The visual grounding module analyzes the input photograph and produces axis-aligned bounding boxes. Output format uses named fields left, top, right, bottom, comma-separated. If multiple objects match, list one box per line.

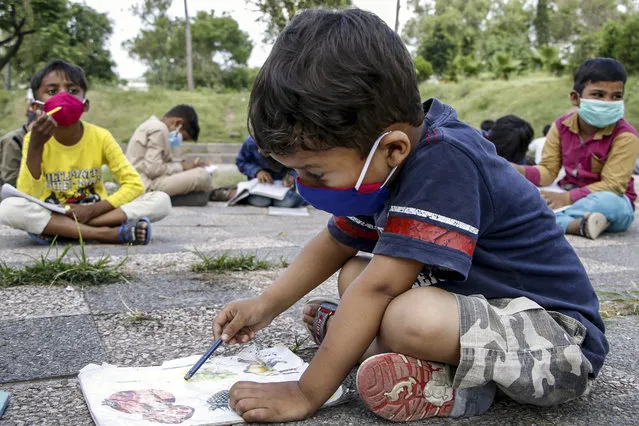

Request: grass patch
left=600, top=300, right=639, bottom=318
left=597, top=290, right=639, bottom=318
left=0, top=237, right=128, bottom=287
left=190, top=250, right=275, bottom=273
left=119, top=293, right=155, bottom=322
left=5, top=74, right=639, bottom=143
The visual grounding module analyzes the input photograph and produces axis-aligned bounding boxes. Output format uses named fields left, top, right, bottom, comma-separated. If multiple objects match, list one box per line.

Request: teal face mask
left=168, top=125, right=183, bottom=148
left=579, top=98, right=624, bottom=129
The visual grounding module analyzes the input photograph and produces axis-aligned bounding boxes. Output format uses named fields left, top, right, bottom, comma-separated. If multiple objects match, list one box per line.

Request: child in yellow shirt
left=0, top=60, right=171, bottom=244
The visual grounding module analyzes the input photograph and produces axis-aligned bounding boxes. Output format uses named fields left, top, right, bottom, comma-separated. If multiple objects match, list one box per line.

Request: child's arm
left=235, top=139, right=263, bottom=179
left=214, top=228, right=357, bottom=343
left=18, top=114, right=57, bottom=197
left=136, top=129, right=183, bottom=179
left=104, top=135, right=145, bottom=209
left=570, top=132, right=639, bottom=201
left=228, top=254, right=424, bottom=422
left=515, top=124, right=562, bottom=186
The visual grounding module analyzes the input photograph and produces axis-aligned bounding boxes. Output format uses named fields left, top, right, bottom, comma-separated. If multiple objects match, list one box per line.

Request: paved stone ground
left=1, top=202, right=638, bottom=425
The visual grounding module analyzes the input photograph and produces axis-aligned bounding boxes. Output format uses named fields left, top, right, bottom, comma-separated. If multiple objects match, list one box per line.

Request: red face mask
left=38, top=92, right=85, bottom=126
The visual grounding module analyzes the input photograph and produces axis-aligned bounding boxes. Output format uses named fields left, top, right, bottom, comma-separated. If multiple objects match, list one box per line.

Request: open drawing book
left=1, top=184, right=67, bottom=215
left=226, top=179, right=291, bottom=206
left=78, top=345, right=349, bottom=426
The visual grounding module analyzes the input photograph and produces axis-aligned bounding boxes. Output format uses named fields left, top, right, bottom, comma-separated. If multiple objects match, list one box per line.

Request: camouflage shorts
left=453, top=294, right=593, bottom=406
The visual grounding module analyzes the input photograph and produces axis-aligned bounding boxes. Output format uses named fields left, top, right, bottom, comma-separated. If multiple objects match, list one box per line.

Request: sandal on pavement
left=303, top=296, right=339, bottom=345
left=118, top=217, right=152, bottom=245
left=357, top=353, right=495, bottom=422
left=27, top=232, right=54, bottom=246
left=579, top=212, right=609, bottom=240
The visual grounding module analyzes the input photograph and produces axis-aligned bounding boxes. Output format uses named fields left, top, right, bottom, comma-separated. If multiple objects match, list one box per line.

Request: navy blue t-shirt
left=327, top=99, right=608, bottom=376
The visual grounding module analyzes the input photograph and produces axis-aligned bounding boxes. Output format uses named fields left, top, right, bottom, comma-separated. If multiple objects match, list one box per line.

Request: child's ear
left=83, top=99, right=91, bottom=112
left=175, top=118, right=184, bottom=128
left=569, top=91, right=580, bottom=107
left=31, top=101, right=43, bottom=112
left=381, top=131, right=411, bottom=168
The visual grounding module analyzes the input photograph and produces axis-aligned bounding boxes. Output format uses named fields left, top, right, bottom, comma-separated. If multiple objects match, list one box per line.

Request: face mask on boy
left=296, top=131, right=396, bottom=217
left=579, top=98, right=624, bottom=129
left=168, top=125, right=183, bottom=148
left=35, top=92, right=86, bottom=126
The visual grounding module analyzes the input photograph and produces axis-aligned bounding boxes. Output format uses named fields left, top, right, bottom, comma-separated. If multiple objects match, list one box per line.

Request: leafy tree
left=417, top=27, right=458, bottom=76
left=534, top=0, right=550, bottom=47
left=0, top=3, right=35, bottom=72
left=492, top=52, right=520, bottom=80
left=125, top=1, right=253, bottom=89
left=595, top=15, right=639, bottom=74
left=413, top=56, right=433, bottom=82
left=10, top=0, right=116, bottom=83
left=246, top=0, right=351, bottom=42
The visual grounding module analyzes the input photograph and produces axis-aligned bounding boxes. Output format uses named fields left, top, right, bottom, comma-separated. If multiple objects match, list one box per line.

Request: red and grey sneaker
left=356, top=353, right=495, bottom=422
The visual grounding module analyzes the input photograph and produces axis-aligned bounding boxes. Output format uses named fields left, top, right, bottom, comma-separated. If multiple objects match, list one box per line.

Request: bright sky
left=80, top=0, right=411, bottom=80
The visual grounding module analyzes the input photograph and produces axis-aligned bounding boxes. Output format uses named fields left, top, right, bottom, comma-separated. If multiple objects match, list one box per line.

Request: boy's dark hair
left=30, top=60, right=88, bottom=100
left=573, top=58, right=627, bottom=95
left=165, top=104, right=200, bottom=142
left=480, top=120, right=495, bottom=132
left=488, top=115, right=534, bottom=164
left=249, top=8, right=423, bottom=156
left=542, top=124, right=551, bottom=136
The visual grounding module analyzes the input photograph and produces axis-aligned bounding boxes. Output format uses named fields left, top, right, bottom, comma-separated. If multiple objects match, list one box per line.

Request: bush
left=414, top=56, right=434, bottom=82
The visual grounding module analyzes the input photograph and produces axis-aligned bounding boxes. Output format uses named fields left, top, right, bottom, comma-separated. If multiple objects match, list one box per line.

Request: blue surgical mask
left=579, top=98, right=624, bottom=129
left=296, top=131, right=397, bottom=217
left=168, top=125, right=183, bottom=148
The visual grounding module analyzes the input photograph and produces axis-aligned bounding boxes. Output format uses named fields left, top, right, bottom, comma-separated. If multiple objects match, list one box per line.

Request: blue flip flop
left=27, top=232, right=53, bottom=246
left=118, top=217, right=152, bottom=245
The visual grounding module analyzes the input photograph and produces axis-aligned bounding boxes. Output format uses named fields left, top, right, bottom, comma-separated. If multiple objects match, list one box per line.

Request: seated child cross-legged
left=0, top=60, right=171, bottom=245
left=513, top=58, right=639, bottom=239
left=210, top=9, right=606, bottom=424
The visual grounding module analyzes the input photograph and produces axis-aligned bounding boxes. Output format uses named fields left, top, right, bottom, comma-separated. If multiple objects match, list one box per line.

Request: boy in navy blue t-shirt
left=211, top=9, right=606, bottom=423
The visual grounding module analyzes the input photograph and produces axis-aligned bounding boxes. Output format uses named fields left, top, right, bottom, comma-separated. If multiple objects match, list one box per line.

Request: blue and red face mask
left=296, top=131, right=397, bottom=217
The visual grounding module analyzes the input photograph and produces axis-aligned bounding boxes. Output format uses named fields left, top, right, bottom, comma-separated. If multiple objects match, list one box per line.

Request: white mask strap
left=355, top=131, right=392, bottom=190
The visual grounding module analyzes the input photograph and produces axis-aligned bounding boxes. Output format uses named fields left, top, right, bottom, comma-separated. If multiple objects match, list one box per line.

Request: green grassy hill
left=2, top=74, right=638, bottom=142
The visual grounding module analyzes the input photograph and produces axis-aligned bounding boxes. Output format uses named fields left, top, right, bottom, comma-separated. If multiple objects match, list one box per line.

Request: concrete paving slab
left=83, top=274, right=261, bottom=315
left=0, top=315, right=106, bottom=383
left=0, top=285, right=89, bottom=321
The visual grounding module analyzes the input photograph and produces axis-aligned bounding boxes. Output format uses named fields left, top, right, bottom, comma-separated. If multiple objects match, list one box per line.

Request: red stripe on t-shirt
left=333, top=217, right=379, bottom=240
left=385, top=216, right=476, bottom=256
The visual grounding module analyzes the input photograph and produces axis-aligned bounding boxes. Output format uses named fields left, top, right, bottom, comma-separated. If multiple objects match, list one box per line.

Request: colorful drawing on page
left=79, top=345, right=349, bottom=425
left=102, top=389, right=195, bottom=424
left=207, top=390, right=231, bottom=412
left=183, top=367, right=237, bottom=383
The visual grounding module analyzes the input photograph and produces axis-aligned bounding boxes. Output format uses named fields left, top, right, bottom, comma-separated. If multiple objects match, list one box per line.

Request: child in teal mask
left=513, top=57, right=639, bottom=239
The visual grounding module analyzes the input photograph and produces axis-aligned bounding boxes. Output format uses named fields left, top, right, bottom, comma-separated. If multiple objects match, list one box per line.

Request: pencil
left=184, top=338, right=223, bottom=381
left=46, top=106, right=62, bottom=115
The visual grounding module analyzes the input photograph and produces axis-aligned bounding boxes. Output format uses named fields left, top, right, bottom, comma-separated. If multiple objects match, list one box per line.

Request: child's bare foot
left=301, top=297, right=339, bottom=344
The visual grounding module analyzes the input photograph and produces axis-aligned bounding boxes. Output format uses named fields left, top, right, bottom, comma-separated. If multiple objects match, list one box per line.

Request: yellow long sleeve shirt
left=17, top=121, right=144, bottom=208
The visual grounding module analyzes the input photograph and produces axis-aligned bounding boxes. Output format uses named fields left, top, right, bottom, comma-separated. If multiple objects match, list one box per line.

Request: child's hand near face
left=29, top=111, right=57, bottom=150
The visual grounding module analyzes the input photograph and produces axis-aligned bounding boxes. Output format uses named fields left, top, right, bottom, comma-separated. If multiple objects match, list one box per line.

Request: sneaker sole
left=356, top=353, right=455, bottom=422
left=585, top=212, right=609, bottom=239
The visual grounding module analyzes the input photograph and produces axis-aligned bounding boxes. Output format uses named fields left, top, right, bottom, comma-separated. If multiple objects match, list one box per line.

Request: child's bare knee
left=378, top=287, right=460, bottom=358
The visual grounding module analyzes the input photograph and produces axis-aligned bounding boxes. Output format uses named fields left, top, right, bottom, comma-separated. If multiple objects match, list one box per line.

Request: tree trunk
left=184, top=0, right=194, bottom=90
left=394, top=0, right=400, bottom=33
